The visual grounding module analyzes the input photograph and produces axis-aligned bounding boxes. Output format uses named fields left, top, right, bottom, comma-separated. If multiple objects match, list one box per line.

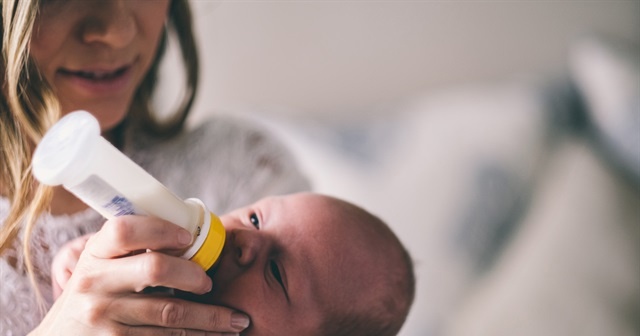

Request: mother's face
left=29, top=0, right=170, bottom=132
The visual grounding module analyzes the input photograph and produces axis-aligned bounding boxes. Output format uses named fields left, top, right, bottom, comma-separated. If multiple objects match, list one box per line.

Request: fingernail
left=178, top=229, right=192, bottom=245
left=231, top=313, right=250, bottom=330
left=203, top=277, right=213, bottom=292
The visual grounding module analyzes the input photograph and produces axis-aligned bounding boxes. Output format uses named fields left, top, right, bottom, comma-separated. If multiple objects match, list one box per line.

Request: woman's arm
left=34, top=215, right=249, bottom=336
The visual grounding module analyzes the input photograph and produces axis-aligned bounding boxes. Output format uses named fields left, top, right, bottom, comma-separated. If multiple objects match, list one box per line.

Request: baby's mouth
left=58, top=66, right=130, bottom=81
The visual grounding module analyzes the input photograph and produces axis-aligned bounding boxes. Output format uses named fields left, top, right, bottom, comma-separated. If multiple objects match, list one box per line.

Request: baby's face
left=178, top=193, right=373, bottom=335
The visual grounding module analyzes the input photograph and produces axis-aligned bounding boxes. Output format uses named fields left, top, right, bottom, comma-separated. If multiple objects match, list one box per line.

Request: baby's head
left=179, top=192, right=415, bottom=335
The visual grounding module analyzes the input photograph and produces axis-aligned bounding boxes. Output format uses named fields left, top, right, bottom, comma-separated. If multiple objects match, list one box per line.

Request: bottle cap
left=32, top=110, right=99, bottom=186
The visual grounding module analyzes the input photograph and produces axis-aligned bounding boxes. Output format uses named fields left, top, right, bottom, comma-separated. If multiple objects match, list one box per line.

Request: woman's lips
left=60, top=66, right=128, bottom=80
left=57, top=64, right=134, bottom=96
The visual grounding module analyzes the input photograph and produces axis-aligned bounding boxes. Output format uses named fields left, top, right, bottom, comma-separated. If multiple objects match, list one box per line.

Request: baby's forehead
left=268, top=195, right=400, bottom=309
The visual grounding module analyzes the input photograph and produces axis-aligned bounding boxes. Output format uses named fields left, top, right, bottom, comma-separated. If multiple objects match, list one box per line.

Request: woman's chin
left=59, top=101, right=130, bottom=132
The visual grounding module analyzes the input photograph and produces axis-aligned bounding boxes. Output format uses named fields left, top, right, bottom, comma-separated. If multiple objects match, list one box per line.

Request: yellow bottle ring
left=190, top=212, right=226, bottom=271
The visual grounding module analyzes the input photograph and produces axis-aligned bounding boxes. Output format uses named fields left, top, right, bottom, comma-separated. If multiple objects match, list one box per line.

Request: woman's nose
left=80, top=1, right=137, bottom=48
left=231, top=229, right=265, bottom=267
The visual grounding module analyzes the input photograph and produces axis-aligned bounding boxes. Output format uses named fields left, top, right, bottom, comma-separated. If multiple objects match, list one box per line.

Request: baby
left=52, top=192, right=415, bottom=336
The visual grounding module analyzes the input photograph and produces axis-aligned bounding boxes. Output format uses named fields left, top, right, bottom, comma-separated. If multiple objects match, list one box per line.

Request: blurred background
left=159, top=1, right=639, bottom=335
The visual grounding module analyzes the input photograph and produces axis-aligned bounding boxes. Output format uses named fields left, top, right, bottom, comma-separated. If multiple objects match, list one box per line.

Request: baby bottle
left=32, top=111, right=225, bottom=271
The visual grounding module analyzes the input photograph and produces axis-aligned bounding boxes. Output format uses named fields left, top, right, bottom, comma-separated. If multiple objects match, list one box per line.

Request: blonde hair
left=0, top=0, right=199, bottom=305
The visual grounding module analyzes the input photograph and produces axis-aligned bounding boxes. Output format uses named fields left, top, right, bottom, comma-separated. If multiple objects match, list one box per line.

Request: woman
left=0, top=0, right=309, bottom=334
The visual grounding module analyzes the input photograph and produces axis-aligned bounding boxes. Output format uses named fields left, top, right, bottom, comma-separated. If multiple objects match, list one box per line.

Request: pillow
left=569, top=36, right=640, bottom=183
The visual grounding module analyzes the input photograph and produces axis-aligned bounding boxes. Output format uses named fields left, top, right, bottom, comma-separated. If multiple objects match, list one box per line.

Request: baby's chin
left=173, top=280, right=230, bottom=307
left=174, top=287, right=249, bottom=329
left=174, top=288, right=214, bottom=304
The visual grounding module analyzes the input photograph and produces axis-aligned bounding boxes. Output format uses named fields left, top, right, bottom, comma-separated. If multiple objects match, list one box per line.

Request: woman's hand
left=33, top=215, right=249, bottom=336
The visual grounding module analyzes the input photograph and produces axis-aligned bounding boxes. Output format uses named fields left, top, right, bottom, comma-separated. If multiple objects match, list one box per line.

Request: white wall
left=177, top=0, right=640, bottom=122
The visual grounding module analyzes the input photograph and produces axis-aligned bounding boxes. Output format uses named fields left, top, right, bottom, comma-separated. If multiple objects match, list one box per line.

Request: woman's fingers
left=49, top=215, right=247, bottom=335
left=110, top=295, right=250, bottom=334
left=86, top=215, right=193, bottom=258
left=72, top=251, right=212, bottom=295
left=116, top=326, right=239, bottom=336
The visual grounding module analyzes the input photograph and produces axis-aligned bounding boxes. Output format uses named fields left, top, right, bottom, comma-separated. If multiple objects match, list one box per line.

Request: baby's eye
left=249, top=213, right=260, bottom=229
left=270, top=260, right=283, bottom=285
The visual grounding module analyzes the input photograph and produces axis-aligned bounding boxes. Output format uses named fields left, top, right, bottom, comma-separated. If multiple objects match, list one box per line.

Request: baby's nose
left=231, top=229, right=264, bottom=267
